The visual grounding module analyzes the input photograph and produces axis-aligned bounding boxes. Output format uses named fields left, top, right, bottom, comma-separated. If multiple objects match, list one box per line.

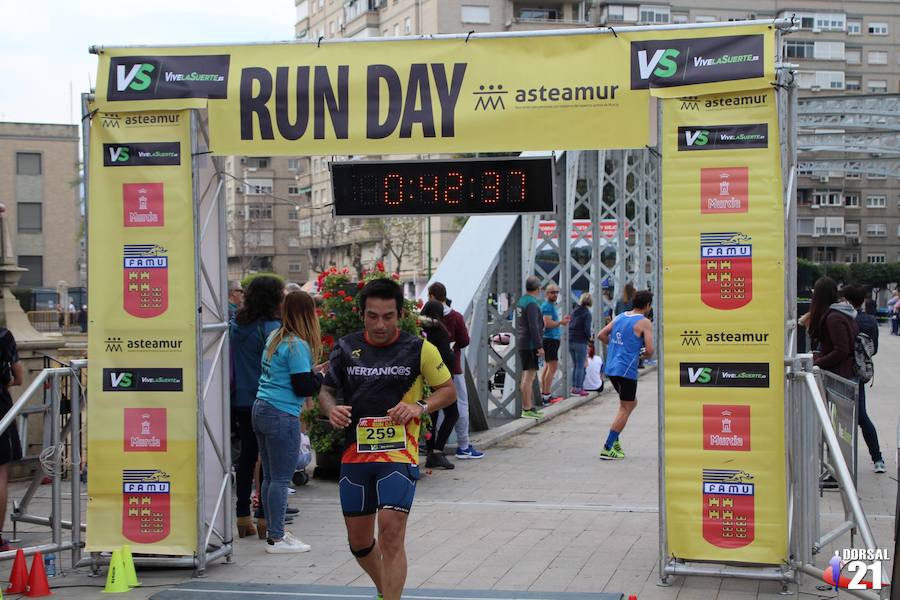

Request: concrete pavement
left=5, top=328, right=898, bottom=599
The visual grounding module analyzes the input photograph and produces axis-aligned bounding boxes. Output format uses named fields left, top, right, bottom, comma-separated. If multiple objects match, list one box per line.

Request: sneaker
left=425, top=452, right=455, bottom=470
left=266, top=535, right=311, bottom=553
left=0, top=537, right=12, bottom=552
left=521, top=409, right=543, bottom=419
left=578, top=389, right=589, bottom=397
left=600, top=445, right=625, bottom=460
left=874, top=460, right=886, bottom=474
left=286, top=487, right=296, bottom=495
left=456, top=445, right=485, bottom=460
left=613, top=440, right=625, bottom=456
left=285, top=507, right=299, bottom=515
left=547, top=396, right=563, bottom=404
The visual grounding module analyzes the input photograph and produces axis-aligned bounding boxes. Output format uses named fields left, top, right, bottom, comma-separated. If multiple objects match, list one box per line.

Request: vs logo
left=108, top=145, right=130, bottom=163
left=684, top=129, right=709, bottom=147
left=636, top=49, right=680, bottom=80
left=687, top=367, right=712, bottom=384
left=108, top=370, right=133, bottom=389
left=116, top=62, right=158, bottom=93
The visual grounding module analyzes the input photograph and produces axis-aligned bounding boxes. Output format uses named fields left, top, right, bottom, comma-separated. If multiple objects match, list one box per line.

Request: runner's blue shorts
left=339, top=462, right=420, bottom=517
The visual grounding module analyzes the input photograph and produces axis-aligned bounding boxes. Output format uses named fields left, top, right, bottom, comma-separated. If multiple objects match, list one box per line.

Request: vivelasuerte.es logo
left=108, top=55, right=230, bottom=101
left=102, top=368, right=183, bottom=392
left=680, top=362, right=770, bottom=388
left=630, top=34, right=764, bottom=90
left=104, top=336, right=184, bottom=353
left=680, top=330, right=770, bottom=348
left=103, top=143, right=181, bottom=167
left=678, top=124, right=768, bottom=151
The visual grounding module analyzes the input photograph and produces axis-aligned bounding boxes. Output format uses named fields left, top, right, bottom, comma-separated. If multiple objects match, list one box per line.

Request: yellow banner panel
left=86, top=110, right=198, bottom=555
left=91, top=24, right=774, bottom=154
left=661, top=88, right=786, bottom=564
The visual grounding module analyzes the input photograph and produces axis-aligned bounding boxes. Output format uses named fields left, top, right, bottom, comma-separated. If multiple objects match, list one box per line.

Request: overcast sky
left=0, top=0, right=296, bottom=124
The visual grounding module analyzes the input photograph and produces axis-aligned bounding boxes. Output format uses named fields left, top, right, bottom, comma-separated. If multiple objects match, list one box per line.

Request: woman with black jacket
left=806, top=277, right=858, bottom=380
left=419, top=300, right=459, bottom=470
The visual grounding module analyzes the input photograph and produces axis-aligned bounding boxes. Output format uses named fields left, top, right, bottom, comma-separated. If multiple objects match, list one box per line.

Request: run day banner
left=661, top=88, right=786, bottom=564
left=86, top=110, right=198, bottom=555
left=90, top=23, right=775, bottom=155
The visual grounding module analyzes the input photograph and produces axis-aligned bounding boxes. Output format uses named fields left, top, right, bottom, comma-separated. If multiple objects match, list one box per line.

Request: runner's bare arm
left=319, top=384, right=351, bottom=428
left=386, top=378, right=456, bottom=425
left=597, top=320, right=614, bottom=344
left=640, top=319, right=655, bottom=358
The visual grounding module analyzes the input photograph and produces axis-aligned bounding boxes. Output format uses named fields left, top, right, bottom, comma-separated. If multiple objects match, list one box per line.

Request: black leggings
left=233, top=407, right=263, bottom=518
left=426, top=401, right=459, bottom=454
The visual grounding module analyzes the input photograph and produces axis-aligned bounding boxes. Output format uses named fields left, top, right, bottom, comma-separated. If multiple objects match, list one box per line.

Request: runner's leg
left=377, top=509, right=409, bottom=600
left=345, top=515, right=382, bottom=593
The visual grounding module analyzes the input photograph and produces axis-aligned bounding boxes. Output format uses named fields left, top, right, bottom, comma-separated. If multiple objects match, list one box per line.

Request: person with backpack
left=841, top=285, right=885, bottom=474
left=806, top=277, right=858, bottom=380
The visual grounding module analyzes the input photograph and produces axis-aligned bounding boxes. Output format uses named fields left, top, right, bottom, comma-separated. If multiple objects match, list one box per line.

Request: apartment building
left=224, top=155, right=311, bottom=282
left=282, top=0, right=900, bottom=283
left=0, top=122, right=82, bottom=288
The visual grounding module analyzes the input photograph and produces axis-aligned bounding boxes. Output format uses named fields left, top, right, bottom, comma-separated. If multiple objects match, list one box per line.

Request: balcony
left=344, top=0, right=382, bottom=36
left=512, top=1, right=592, bottom=27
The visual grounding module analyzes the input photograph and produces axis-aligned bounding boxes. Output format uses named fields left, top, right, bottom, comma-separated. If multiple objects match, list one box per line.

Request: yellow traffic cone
left=102, top=549, right=129, bottom=593
left=120, top=545, right=140, bottom=588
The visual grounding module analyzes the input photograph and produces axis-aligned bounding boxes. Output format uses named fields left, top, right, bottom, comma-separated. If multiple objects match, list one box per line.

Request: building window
left=288, top=236, right=301, bottom=248
left=814, top=14, right=845, bottom=31
left=815, top=248, right=836, bottom=263
left=845, top=49, right=860, bottom=65
left=844, top=253, right=859, bottom=263
left=288, top=185, right=302, bottom=195
left=247, top=204, right=273, bottom=220
left=814, top=41, right=844, bottom=60
left=799, top=15, right=814, bottom=30
left=461, top=5, right=490, bottom=24
left=867, top=22, right=888, bottom=35
left=847, top=20, right=861, bottom=35
left=867, top=254, right=886, bottom=264
left=866, top=195, right=886, bottom=208
left=844, top=194, right=859, bottom=208
left=16, top=153, right=41, bottom=175
left=17, top=203, right=41, bottom=233
left=17, top=256, right=42, bottom=287
left=798, top=218, right=814, bottom=235
left=393, top=23, right=399, bottom=36
left=672, top=13, right=688, bottom=24
left=287, top=158, right=302, bottom=171
left=247, top=157, right=269, bottom=169
left=404, top=16, right=411, bottom=34
left=785, top=41, right=814, bottom=59
left=288, top=209, right=300, bottom=221
left=695, top=15, right=716, bottom=23
left=814, top=217, right=827, bottom=235
left=245, top=230, right=274, bottom=247
left=639, top=5, right=670, bottom=24
left=244, top=178, right=273, bottom=195
left=866, top=223, right=886, bottom=237
left=288, top=262, right=303, bottom=273
left=519, top=7, right=560, bottom=20
left=826, top=217, right=844, bottom=235
left=846, top=78, right=861, bottom=91
left=845, top=222, right=860, bottom=236
left=299, top=218, right=312, bottom=237
left=813, top=190, right=842, bottom=206
left=868, top=51, right=888, bottom=65
left=868, top=79, right=887, bottom=93
left=797, top=70, right=844, bottom=90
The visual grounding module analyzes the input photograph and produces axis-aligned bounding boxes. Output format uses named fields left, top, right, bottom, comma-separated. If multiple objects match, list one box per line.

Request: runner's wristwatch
left=416, top=400, right=429, bottom=414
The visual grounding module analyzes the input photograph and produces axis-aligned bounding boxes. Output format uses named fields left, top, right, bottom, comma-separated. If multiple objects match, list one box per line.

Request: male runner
left=515, top=276, right=545, bottom=419
left=319, top=278, right=455, bottom=600
left=540, top=283, right=570, bottom=404
left=596, top=290, right=654, bottom=459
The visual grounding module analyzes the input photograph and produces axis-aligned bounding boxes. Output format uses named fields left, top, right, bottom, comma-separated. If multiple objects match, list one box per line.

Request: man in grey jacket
left=515, top=276, right=545, bottom=419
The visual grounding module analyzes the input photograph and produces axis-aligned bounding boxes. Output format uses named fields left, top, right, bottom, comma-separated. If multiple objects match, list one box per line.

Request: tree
left=364, top=217, right=423, bottom=276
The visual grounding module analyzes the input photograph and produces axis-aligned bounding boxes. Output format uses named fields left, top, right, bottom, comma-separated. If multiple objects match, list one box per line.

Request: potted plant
left=303, top=263, right=423, bottom=479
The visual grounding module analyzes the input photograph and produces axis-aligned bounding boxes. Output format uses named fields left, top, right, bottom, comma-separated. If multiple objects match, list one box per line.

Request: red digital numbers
left=444, top=171, right=463, bottom=204
left=419, top=175, right=439, bottom=204
left=383, top=173, right=403, bottom=206
left=481, top=170, right=500, bottom=204
left=508, top=170, right=526, bottom=203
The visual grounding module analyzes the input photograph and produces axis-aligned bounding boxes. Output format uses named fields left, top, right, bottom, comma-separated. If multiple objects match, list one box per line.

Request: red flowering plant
left=303, top=263, right=427, bottom=454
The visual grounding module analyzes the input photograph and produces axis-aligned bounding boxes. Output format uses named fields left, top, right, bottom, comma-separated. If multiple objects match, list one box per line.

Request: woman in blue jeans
left=253, top=291, right=325, bottom=553
left=568, top=293, right=593, bottom=396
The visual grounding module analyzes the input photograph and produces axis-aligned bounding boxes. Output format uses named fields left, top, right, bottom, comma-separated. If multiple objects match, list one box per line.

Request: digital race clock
left=330, top=156, right=555, bottom=217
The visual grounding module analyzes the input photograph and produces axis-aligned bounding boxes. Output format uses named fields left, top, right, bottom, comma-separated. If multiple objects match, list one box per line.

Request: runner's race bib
left=356, top=417, right=406, bottom=453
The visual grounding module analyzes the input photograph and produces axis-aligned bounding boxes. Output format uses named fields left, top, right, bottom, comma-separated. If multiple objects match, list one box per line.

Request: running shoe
left=266, top=534, right=310, bottom=553
left=285, top=507, right=299, bottom=515
left=613, top=440, right=625, bottom=456
left=0, top=537, right=12, bottom=552
left=600, top=446, right=625, bottom=460
left=547, top=396, right=564, bottom=404
left=456, top=445, right=485, bottom=459
left=521, top=409, right=543, bottom=419
left=283, top=531, right=311, bottom=551
left=577, top=389, right=589, bottom=397
left=425, top=453, right=455, bottom=470
left=874, top=460, right=886, bottom=474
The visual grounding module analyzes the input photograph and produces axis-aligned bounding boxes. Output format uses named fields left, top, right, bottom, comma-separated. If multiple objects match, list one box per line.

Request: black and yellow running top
left=323, top=330, right=450, bottom=465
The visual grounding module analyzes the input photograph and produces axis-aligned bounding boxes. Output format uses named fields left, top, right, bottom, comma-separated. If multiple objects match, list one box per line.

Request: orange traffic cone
left=6, top=548, right=28, bottom=594
left=24, top=551, right=52, bottom=597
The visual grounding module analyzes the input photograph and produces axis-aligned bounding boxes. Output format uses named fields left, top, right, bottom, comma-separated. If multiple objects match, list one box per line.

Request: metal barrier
left=788, top=355, right=890, bottom=600
left=0, top=360, right=85, bottom=567
left=26, top=311, right=84, bottom=334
